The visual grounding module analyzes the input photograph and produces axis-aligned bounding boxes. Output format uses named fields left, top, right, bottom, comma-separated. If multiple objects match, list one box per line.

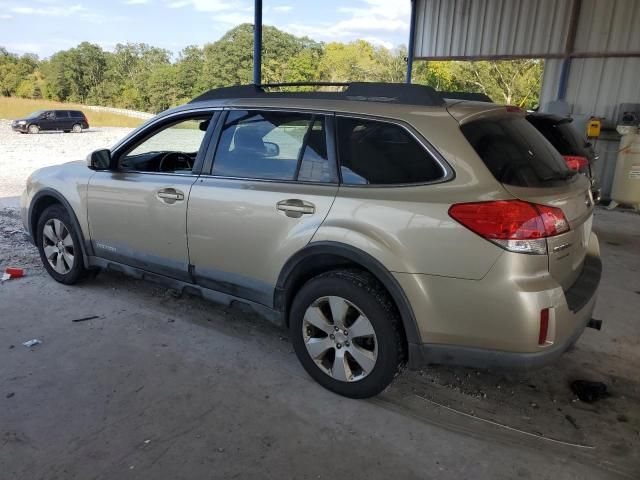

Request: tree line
left=0, top=24, right=543, bottom=114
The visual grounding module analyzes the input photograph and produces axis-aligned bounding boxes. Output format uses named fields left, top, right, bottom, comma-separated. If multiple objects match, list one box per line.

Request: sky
left=0, top=0, right=411, bottom=58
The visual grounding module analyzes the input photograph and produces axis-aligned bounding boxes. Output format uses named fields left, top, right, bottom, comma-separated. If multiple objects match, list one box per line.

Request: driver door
left=87, top=113, right=214, bottom=281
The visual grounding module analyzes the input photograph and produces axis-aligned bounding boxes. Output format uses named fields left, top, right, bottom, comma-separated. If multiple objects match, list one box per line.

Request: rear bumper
left=399, top=233, right=602, bottom=370
left=408, top=269, right=599, bottom=370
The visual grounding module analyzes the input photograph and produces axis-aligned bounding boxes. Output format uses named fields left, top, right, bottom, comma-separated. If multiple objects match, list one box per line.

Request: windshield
left=26, top=110, right=44, bottom=119
left=461, top=116, right=574, bottom=188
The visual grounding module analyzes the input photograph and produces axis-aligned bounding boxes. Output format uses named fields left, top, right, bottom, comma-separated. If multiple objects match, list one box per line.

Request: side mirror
left=263, top=141, right=280, bottom=158
left=87, top=149, right=112, bottom=170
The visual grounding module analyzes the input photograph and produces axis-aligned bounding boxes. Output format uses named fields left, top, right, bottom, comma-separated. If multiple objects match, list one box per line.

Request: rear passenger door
left=187, top=109, right=339, bottom=306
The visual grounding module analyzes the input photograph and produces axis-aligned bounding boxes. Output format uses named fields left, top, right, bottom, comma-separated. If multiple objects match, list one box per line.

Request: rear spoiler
left=439, top=91, right=494, bottom=103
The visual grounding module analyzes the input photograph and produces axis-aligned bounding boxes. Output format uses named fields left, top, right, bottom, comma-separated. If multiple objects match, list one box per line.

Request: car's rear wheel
left=28, top=124, right=39, bottom=134
left=37, top=205, right=88, bottom=284
left=290, top=269, right=405, bottom=398
left=72, top=123, right=82, bottom=133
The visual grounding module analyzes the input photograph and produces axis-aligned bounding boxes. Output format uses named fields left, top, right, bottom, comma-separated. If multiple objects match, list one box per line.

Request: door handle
left=276, top=199, right=315, bottom=218
left=157, top=188, right=185, bottom=203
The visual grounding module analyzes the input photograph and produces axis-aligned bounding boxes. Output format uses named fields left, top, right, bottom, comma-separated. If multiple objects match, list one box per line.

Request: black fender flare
left=29, top=188, right=92, bottom=267
left=275, top=241, right=422, bottom=346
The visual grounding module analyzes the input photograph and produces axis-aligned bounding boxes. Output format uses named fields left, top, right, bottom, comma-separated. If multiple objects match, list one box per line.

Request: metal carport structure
left=406, top=0, right=640, bottom=198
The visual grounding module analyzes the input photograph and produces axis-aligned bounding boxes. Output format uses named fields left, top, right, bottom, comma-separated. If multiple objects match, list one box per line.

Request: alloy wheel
left=42, top=218, right=75, bottom=274
left=302, top=296, right=378, bottom=382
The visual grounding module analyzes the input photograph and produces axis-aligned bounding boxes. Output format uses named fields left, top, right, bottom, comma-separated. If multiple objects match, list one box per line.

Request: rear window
left=528, top=118, right=587, bottom=157
left=336, top=117, right=444, bottom=185
left=461, top=116, right=574, bottom=188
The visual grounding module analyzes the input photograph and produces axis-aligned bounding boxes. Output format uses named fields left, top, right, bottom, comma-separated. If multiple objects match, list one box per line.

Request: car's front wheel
left=28, top=124, right=39, bottom=134
left=36, top=205, right=89, bottom=284
left=290, top=270, right=405, bottom=398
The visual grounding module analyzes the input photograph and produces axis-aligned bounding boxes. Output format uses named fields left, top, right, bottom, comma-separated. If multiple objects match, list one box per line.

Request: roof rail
left=439, top=91, right=494, bottom=103
left=189, top=82, right=445, bottom=107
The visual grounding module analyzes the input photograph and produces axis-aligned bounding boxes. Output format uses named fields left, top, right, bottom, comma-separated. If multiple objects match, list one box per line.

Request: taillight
left=448, top=200, right=570, bottom=254
left=562, top=155, right=588, bottom=171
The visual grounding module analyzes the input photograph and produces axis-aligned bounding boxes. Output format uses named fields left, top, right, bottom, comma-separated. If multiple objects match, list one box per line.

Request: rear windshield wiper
left=541, top=170, right=577, bottom=182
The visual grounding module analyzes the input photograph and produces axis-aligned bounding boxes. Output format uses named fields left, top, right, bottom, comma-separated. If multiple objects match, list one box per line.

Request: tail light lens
left=448, top=200, right=570, bottom=254
left=562, top=155, right=588, bottom=171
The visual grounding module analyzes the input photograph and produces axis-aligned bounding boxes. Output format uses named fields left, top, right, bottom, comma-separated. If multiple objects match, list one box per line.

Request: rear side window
left=212, top=110, right=331, bottom=182
left=461, top=116, right=573, bottom=188
left=55, top=111, right=70, bottom=118
left=70, top=111, right=84, bottom=118
left=336, top=117, right=443, bottom=185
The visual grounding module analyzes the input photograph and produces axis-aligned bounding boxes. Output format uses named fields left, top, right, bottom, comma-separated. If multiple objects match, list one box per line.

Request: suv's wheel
left=36, top=205, right=88, bottom=284
left=290, top=270, right=404, bottom=398
left=28, top=124, right=39, bottom=134
left=72, top=123, right=82, bottom=133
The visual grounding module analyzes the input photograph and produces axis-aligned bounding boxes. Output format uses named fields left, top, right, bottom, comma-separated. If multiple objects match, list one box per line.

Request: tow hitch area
left=587, top=318, right=603, bottom=330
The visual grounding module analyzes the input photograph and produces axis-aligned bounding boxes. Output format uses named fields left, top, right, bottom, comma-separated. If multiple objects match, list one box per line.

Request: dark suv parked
left=11, top=110, right=89, bottom=134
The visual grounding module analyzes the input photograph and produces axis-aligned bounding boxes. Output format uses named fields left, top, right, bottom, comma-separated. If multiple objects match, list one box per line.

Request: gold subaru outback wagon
left=22, top=83, right=602, bottom=398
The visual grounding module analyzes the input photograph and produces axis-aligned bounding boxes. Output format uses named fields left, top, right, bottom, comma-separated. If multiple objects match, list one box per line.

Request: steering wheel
left=158, top=152, right=193, bottom=172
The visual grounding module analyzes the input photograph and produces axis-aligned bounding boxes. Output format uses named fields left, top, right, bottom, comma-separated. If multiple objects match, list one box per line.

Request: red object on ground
left=5, top=267, right=25, bottom=278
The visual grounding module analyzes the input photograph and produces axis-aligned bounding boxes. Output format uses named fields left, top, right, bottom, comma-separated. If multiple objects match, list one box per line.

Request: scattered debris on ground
left=570, top=380, right=609, bottom=403
left=71, top=315, right=100, bottom=323
left=22, top=339, right=42, bottom=348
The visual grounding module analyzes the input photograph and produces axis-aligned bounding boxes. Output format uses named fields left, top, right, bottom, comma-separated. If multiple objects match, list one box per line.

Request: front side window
left=212, top=110, right=331, bottom=182
left=336, top=117, right=444, bottom=185
left=120, top=116, right=212, bottom=173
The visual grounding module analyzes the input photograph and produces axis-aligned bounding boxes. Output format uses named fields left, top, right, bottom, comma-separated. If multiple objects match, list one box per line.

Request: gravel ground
left=0, top=119, right=639, bottom=478
left=0, top=121, right=132, bottom=207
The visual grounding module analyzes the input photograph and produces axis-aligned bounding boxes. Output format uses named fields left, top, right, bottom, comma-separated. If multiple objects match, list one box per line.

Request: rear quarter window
left=461, top=116, right=574, bottom=188
left=336, top=117, right=444, bottom=185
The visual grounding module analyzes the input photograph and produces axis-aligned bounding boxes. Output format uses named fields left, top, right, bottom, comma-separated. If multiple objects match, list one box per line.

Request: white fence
left=85, top=105, right=154, bottom=120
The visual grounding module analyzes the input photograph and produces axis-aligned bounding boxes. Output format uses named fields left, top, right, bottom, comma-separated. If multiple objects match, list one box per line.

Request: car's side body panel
left=86, top=171, right=198, bottom=281
left=187, top=178, right=338, bottom=307
left=21, top=160, right=94, bottom=247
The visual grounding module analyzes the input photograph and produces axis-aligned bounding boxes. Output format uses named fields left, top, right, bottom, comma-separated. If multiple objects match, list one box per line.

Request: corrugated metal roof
left=573, top=0, right=640, bottom=53
left=413, top=0, right=640, bottom=59
left=414, top=0, right=573, bottom=59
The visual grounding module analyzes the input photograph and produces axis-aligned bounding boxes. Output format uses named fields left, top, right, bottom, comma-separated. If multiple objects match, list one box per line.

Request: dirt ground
left=1, top=123, right=639, bottom=479
left=0, top=122, right=132, bottom=207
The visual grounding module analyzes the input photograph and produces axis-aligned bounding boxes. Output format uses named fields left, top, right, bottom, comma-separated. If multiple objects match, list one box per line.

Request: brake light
left=448, top=200, right=569, bottom=254
left=562, top=155, right=588, bottom=171
left=505, top=106, right=523, bottom=113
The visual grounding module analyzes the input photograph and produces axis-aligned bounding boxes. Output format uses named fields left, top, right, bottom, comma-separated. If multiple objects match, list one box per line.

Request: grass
left=0, top=96, right=145, bottom=128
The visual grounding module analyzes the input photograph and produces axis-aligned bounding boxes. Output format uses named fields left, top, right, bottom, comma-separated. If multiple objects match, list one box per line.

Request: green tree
left=318, top=40, right=378, bottom=82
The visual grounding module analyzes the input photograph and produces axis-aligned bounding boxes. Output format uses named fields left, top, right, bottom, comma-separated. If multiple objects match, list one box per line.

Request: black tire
left=289, top=269, right=405, bottom=398
left=36, top=205, right=88, bottom=285
left=72, top=123, right=82, bottom=133
left=28, top=124, right=39, bottom=134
